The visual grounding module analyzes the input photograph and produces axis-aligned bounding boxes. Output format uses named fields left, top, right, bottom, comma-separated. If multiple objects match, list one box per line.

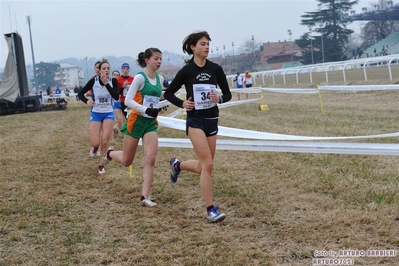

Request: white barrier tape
left=158, top=90, right=185, bottom=110
left=319, top=84, right=399, bottom=91
left=230, top=88, right=262, bottom=94
left=157, top=116, right=399, bottom=140
left=218, top=97, right=263, bottom=108
left=259, top=88, right=319, bottom=94
left=140, top=138, right=399, bottom=156
left=163, top=97, right=262, bottom=115
left=166, top=109, right=183, bottom=118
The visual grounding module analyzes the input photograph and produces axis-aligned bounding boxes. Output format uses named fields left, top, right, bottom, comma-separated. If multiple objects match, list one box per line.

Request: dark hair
left=137, top=48, right=162, bottom=68
left=182, top=31, right=211, bottom=64
left=112, top=70, right=120, bottom=75
left=98, top=59, right=109, bottom=70
left=94, top=60, right=102, bottom=67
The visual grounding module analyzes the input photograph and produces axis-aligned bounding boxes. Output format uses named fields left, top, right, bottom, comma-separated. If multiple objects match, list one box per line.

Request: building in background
left=258, top=40, right=302, bottom=70
left=208, top=40, right=302, bottom=75
left=158, top=65, right=181, bottom=81
left=54, top=63, right=85, bottom=88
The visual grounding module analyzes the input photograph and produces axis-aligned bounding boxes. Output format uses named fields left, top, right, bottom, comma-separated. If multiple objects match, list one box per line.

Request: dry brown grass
left=1, top=79, right=399, bottom=265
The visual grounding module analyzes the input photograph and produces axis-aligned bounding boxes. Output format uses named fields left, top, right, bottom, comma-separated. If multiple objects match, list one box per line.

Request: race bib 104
left=95, top=94, right=112, bottom=109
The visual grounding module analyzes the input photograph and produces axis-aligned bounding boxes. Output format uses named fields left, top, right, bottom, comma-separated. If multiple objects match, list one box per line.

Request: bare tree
left=239, top=37, right=263, bottom=71
left=359, top=0, right=399, bottom=48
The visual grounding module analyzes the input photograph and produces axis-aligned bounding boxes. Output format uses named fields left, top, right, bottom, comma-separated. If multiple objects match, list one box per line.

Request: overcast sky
left=1, top=0, right=372, bottom=67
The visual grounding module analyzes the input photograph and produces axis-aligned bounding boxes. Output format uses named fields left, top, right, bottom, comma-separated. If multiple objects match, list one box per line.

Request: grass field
left=1, top=85, right=399, bottom=265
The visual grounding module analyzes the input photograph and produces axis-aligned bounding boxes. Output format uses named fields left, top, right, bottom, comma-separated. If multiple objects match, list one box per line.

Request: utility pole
left=251, top=35, right=255, bottom=71
left=319, top=22, right=325, bottom=63
left=232, top=42, right=235, bottom=72
left=85, top=57, right=89, bottom=82
left=27, top=16, right=38, bottom=92
left=310, top=37, right=314, bottom=65
left=309, top=28, right=314, bottom=65
left=168, top=57, right=171, bottom=79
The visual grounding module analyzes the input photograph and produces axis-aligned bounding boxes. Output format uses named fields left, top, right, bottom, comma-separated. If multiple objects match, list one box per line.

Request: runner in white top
left=78, top=59, right=119, bottom=174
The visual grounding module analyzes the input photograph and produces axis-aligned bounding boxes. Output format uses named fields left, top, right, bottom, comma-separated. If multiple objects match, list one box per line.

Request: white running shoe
left=140, top=196, right=157, bottom=207
left=102, top=147, right=114, bottom=165
left=89, top=147, right=98, bottom=158
left=206, top=205, right=226, bottom=223
left=98, top=165, right=106, bottom=174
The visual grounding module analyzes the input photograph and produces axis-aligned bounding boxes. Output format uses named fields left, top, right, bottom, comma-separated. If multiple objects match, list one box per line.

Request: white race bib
left=142, top=95, right=160, bottom=118
left=193, top=84, right=216, bottom=110
left=95, top=94, right=112, bottom=109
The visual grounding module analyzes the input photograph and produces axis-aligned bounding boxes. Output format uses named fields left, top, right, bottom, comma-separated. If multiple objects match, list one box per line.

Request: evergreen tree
left=295, top=0, right=358, bottom=64
left=34, top=62, right=61, bottom=91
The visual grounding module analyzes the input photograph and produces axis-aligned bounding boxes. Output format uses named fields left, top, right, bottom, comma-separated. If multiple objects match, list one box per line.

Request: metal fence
left=227, top=54, right=399, bottom=87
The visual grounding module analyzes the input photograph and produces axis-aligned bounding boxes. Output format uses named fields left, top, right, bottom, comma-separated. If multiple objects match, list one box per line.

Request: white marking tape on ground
left=230, top=88, right=262, bottom=94
left=147, top=138, right=399, bottom=156
left=158, top=116, right=399, bottom=140
left=155, top=87, right=399, bottom=155
left=259, top=88, right=319, bottom=94
left=218, top=97, right=263, bottom=108
left=319, top=84, right=399, bottom=91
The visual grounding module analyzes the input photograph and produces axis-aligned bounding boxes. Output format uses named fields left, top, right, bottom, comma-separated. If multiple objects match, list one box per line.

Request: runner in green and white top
left=102, top=48, right=163, bottom=207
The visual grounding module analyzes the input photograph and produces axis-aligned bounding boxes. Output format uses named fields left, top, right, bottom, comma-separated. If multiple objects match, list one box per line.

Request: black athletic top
left=164, top=59, right=232, bottom=118
left=78, top=77, right=119, bottom=104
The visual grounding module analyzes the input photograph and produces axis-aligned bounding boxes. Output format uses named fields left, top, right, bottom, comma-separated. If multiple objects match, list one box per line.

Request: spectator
left=74, top=85, right=80, bottom=100
left=233, top=72, right=243, bottom=88
left=242, top=70, right=252, bottom=100
left=233, top=72, right=244, bottom=100
left=55, top=86, right=61, bottom=94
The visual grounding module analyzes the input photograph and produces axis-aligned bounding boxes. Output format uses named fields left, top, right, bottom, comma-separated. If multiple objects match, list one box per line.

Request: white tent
left=0, top=35, right=20, bottom=102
